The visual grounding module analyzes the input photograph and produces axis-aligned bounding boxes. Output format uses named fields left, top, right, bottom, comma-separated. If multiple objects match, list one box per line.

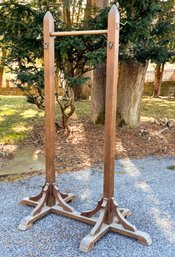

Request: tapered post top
left=44, top=11, right=54, bottom=23
left=44, top=11, right=54, bottom=38
left=109, top=5, right=119, bottom=24
left=109, top=5, right=119, bottom=19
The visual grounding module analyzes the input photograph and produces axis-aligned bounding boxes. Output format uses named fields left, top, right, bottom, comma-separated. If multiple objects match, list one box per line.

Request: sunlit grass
left=55, top=100, right=91, bottom=120
left=0, top=108, right=17, bottom=116
left=141, top=97, right=175, bottom=122
left=0, top=133, right=29, bottom=144
left=0, top=96, right=174, bottom=145
left=74, top=100, right=91, bottom=119
left=0, top=96, right=44, bottom=144
left=12, top=122, right=32, bottom=132
left=21, top=109, right=39, bottom=119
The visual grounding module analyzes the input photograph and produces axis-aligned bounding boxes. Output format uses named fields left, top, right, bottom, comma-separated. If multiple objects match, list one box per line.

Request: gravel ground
left=0, top=156, right=175, bottom=257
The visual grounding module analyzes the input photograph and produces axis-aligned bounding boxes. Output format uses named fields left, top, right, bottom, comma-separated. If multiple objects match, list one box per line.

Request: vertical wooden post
left=103, top=5, right=119, bottom=200
left=103, top=5, right=119, bottom=224
left=44, top=12, right=56, bottom=185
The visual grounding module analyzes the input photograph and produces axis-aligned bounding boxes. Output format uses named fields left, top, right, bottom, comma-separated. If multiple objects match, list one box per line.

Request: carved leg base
left=110, top=223, right=152, bottom=246
left=19, top=183, right=76, bottom=230
left=79, top=197, right=152, bottom=252
left=19, top=191, right=151, bottom=251
left=79, top=224, right=109, bottom=252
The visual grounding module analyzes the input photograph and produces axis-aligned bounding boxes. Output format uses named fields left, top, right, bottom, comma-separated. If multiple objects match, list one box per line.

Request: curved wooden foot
left=137, top=231, right=152, bottom=245
left=19, top=206, right=50, bottom=230
left=110, top=224, right=152, bottom=246
left=19, top=183, right=76, bottom=230
left=79, top=224, right=109, bottom=252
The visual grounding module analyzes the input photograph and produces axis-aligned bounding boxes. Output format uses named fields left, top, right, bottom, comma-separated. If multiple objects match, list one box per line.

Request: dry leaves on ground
left=26, top=120, right=175, bottom=173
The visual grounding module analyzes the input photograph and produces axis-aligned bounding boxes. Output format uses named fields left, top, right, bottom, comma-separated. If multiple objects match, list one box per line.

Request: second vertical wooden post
left=103, top=5, right=119, bottom=223
left=44, top=12, right=56, bottom=185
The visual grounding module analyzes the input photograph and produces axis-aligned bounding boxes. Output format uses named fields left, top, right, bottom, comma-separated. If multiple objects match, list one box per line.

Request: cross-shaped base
left=19, top=185, right=152, bottom=251
left=19, top=183, right=76, bottom=230
left=78, top=197, right=152, bottom=252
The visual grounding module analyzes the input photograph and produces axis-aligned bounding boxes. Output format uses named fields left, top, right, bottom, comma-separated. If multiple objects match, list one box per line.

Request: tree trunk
left=0, top=48, right=7, bottom=88
left=91, top=0, right=109, bottom=124
left=84, top=0, right=93, bottom=19
left=85, top=0, right=108, bottom=18
left=153, top=63, right=165, bottom=98
left=61, top=0, right=71, bottom=26
left=117, top=60, right=148, bottom=128
left=91, top=64, right=106, bottom=124
left=95, top=0, right=108, bottom=8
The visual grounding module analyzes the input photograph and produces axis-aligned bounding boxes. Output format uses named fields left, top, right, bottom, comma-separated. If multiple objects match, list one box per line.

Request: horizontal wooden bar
left=51, top=206, right=98, bottom=225
left=50, top=30, right=108, bottom=37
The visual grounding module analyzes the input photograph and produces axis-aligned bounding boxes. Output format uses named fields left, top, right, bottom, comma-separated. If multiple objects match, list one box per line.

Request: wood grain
left=44, top=12, right=56, bottom=185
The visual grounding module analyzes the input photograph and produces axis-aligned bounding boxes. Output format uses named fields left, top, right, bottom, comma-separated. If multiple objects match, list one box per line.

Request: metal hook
left=43, top=43, right=48, bottom=49
left=108, top=42, right=114, bottom=49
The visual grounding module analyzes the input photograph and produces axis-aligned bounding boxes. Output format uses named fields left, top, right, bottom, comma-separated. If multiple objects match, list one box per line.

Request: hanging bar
left=50, top=29, right=108, bottom=37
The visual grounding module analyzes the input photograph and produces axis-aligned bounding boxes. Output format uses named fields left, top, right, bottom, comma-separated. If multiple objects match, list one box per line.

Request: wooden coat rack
left=19, top=5, right=152, bottom=252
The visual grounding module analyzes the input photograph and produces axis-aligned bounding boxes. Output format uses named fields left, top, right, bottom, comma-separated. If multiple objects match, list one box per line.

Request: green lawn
left=0, top=95, right=174, bottom=144
left=0, top=96, right=44, bottom=144
left=141, top=97, right=175, bottom=122
left=0, top=96, right=91, bottom=144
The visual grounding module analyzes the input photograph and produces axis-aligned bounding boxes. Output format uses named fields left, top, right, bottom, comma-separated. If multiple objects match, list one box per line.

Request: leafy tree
left=1, top=0, right=174, bottom=130
left=0, top=0, right=45, bottom=108
left=151, top=0, right=175, bottom=97
left=90, top=0, right=175, bottom=127
left=0, top=0, right=105, bottom=131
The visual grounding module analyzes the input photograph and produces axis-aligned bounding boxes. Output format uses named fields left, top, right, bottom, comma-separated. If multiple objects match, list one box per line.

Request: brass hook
left=108, top=42, right=114, bottom=49
left=43, top=43, right=48, bottom=49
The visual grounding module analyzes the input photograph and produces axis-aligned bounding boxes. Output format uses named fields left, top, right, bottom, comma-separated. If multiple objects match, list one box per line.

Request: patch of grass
left=0, top=96, right=91, bottom=144
left=55, top=100, right=91, bottom=121
left=0, top=96, right=44, bottom=144
left=0, top=96, right=174, bottom=145
left=116, top=171, right=127, bottom=174
left=167, top=165, right=175, bottom=171
left=141, top=97, right=175, bottom=122
left=73, top=100, right=91, bottom=119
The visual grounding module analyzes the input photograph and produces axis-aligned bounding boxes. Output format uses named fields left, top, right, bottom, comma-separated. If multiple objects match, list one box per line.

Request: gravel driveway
left=0, top=156, right=175, bottom=257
